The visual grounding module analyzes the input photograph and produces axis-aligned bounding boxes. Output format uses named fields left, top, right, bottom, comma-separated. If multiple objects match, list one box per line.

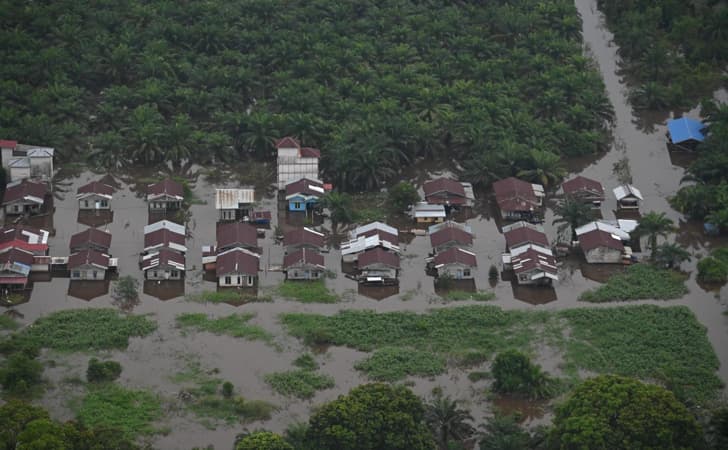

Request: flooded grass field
left=2, top=0, right=728, bottom=448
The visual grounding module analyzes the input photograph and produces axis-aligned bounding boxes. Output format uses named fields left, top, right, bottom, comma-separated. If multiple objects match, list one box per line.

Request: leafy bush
left=698, top=257, right=728, bottom=284
left=176, top=313, right=272, bottom=343
left=0, top=353, right=43, bottom=397
left=236, top=431, right=293, bottom=450
left=293, top=353, right=318, bottom=371
left=6, top=309, right=156, bottom=352
left=354, top=347, right=446, bottom=381
left=278, top=280, right=339, bottom=304
left=86, top=358, right=122, bottom=383
left=386, top=182, right=420, bottom=212
left=0, top=315, right=18, bottom=331
left=76, top=384, right=162, bottom=438
left=579, top=264, right=687, bottom=302
left=264, top=370, right=334, bottom=399
left=222, top=381, right=234, bottom=398
left=491, top=350, right=555, bottom=399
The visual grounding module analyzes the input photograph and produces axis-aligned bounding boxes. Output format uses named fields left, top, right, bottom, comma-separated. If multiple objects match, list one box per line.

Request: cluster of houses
left=413, top=177, right=475, bottom=223
left=341, top=222, right=401, bottom=284
left=426, top=221, right=477, bottom=281
left=0, top=225, right=50, bottom=291
left=501, top=221, right=558, bottom=285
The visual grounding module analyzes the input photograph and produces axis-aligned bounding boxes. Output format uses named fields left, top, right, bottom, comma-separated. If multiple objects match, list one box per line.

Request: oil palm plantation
left=653, top=243, right=691, bottom=269
left=553, top=195, right=593, bottom=242
left=425, top=394, right=474, bottom=450
left=632, top=211, right=676, bottom=258
left=517, top=149, right=566, bottom=189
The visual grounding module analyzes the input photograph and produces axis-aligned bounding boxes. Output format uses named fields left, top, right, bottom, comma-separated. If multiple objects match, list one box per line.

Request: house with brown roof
left=510, top=248, right=558, bottom=285
left=283, top=248, right=326, bottom=280
left=0, top=247, right=34, bottom=289
left=146, top=178, right=184, bottom=211
left=284, top=227, right=325, bottom=254
left=430, top=223, right=473, bottom=254
left=579, top=228, right=625, bottom=264
left=2, top=179, right=48, bottom=216
left=217, top=222, right=259, bottom=253
left=70, top=228, right=112, bottom=254
left=285, top=178, right=325, bottom=212
left=0, top=226, right=49, bottom=255
left=144, top=228, right=187, bottom=255
left=357, top=247, right=400, bottom=284
left=423, top=178, right=475, bottom=210
left=502, top=221, right=549, bottom=251
left=492, top=177, right=545, bottom=221
left=276, top=137, right=321, bottom=190
left=432, top=247, right=477, bottom=279
left=215, top=247, right=259, bottom=287
left=215, top=188, right=255, bottom=221
left=68, top=249, right=110, bottom=280
left=77, top=181, right=114, bottom=211
left=142, top=248, right=185, bottom=280
left=561, top=176, right=604, bottom=208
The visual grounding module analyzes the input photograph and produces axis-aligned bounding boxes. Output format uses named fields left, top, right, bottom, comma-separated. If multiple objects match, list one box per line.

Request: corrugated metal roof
left=144, top=220, right=185, bottom=236
left=667, top=117, right=705, bottom=144
left=215, top=188, right=255, bottom=209
left=613, top=185, right=643, bottom=201
left=575, top=221, right=630, bottom=240
left=351, top=222, right=398, bottom=239
left=340, top=235, right=400, bottom=256
left=413, top=202, right=446, bottom=218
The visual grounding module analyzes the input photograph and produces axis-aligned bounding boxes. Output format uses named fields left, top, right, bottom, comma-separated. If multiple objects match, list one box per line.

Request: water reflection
left=77, top=210, right=114, bottom=228
left=357, top=283, right=399, bottom=300
left=510, top=283, right=557, bottom=305
left=67, top=280, right=109, bottom=301
left=143, top=280, right=185, bottom=301
left=492, top=396, right=547, bottom=423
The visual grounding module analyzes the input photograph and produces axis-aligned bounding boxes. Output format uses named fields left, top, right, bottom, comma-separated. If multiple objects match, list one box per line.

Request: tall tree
left=632, top=211, right=675, bottom=258
left=552, top=195, right=593, bottom=242
left=424, top=394, right=474, bottom=450
left=653, top=242, right=691, bottom=269
left=516, top=149, right=566, bottom=188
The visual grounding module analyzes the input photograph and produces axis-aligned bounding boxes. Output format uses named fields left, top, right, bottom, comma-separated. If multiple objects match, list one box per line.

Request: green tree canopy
left=236, top=431, right=293, bottom=450
left=491, top=350, right=554, bottom=400
left=549, top=375, right=702, bottom=449
left=305, top=383, right=436, bottom=450
left=387, top=181, right=420, bottom=213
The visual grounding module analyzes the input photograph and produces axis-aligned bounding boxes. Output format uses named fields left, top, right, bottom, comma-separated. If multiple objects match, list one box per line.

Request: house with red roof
left=561, top=176, right=604, bottom=208
left=510, top=248, right=558, bottom=285
left=429, top=223, right=473, bottom=254
left=69, top=228, right=112, bottom=254
left=276, top=137, right=321, bottom=190
left=0, top=226, right=49, bottom=255
left=283, top=248, right=326, bottom=280
left=141, top=248, right=185, bottom=280
left=77, top=180, right=114, bottom=211
left=423, top=177, right=475, bottom=209
left=68, top=249, right=110, bottom=280
left=432, top=247, right=477, bottom=279
left=357, top=247, right=400, bottom=284
left=0, top=247, right=34, bottom=289
left=285, top=178, right=325, bottom=212
left=492, top=177, right=545, bottom=222
left=215, top=247, right=259, bottom=287
left=502, top=221, right=549, bottom=251
left=2, top=179, right=48, bottom=216
left=284, top=227, right=325, bottom=254
left=578, top=228, right=626, bottom=264
left=216, top=222, right=259, bottom=253
left=146, top=178, right=184, bottom=211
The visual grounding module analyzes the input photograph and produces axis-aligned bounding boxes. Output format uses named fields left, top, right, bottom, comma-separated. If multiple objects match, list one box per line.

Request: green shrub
left=86, top=358, right=122, bottom=383
left=76, top=384, right=162, bottom=438
left=354, top=347, right=446, bottom=381
left=278, top=280, right=339, bottom=304
left=697, top=256, right=728, bottom=284
left=236, top=431, right=293, bottom=450
left=222, top=381, right=234, bottom=398
left=579, top=264, right=687, bottom=302
left=0, top=315, right=18, bottom=331
left=491, top=350, right=554, bottom=399
left=0, top=353, right=43, bottom=397
left=293, top=353, right=318, bottom=371
left=264, top=370, right=335, bottom=399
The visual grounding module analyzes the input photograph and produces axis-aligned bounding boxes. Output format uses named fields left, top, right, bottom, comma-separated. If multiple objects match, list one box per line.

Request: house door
left=456, top=269, right=463, bottom=279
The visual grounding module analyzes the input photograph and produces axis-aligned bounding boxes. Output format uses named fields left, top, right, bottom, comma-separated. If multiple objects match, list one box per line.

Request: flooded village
left=1, top=0, right=727, bottom=449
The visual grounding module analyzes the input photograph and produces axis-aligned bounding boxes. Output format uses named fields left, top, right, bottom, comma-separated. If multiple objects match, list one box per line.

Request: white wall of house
left=146, top=268, right=183, bottom=280
left=437, top=263, right=474, bottom=279
left=361, top=264, right=397, bottom=280
left=79, top=195, right=111, bottom=210
left=5, top=202, right=42, bottom=215
left=30, top=158, right=53, bottom=180
left=286, top=266, right=324, bottom=280
left=10, top=167, right=30, bottom=182
left=585, top=246, right=623, bottom=264
left=218, top=272, right=256, bottom=287
left=1, top=148, right=12, bottom=167
left=70, top=267, right=106, bottom=280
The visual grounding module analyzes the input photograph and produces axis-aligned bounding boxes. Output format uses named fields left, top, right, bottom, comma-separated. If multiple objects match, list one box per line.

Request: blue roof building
left=667, top=117, right=705, bottom=145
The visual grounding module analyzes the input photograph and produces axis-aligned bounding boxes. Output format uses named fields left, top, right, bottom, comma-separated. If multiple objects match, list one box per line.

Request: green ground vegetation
left=264, top=370, right=335, bottom=399
left=75, top=383, right=162, bottom=439
left=185, top=290, right=272, bottom=304
left=176, top=313, right=272, bottom=343
left=1, top=0, right=609, bottom=190
left=0, top=315, right=18, bottom=331
left=292, top=353, right=319, bottom=371
left=278, top=280, right=339, bottom=304
left=439, top=290, right=496, bottom=302
left=578, top=264, right=688, bottom=302
left=354, top=347, right=446, bottom=382
left=172, top=360, right=276, bottom=426
left=281, top=304, right=721, bottom=404
left=596, top=1, right=726, bottom=110
left=698, top=248, right=728, bottom=284
left=86, top=358, right=122, bottom=384
left=2, top=309, right=157, bottom=353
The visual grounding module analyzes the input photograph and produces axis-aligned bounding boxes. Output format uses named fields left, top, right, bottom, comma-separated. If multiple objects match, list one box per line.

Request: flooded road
left=2, top=0, right=727, bottom=448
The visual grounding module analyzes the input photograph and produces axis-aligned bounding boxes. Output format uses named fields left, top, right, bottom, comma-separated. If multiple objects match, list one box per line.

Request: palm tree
left=705, top=208, right=728, bottom=233
left=321, top=192, right=356, bottom=231
left=653, top=243, right=691, bottom=270
left=553, top=195, right=593, bottom=242
left=632, top=211, right=676, bottom=258
left=516, top=149, right=566, bottom=189
left=425, top=394, right=474, bottom=450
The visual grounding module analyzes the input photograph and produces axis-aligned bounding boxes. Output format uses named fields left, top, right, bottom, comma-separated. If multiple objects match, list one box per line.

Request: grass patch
left=176, top=313, right=272, bottom=343
left=353, top=347, right=446, bottom=381
left=468, top=371, right=491, bottom=382
left=278, top=280, right=339, bottom=304
left=280, top=304, right=721, bottom=404
left=293, top=353, right=319, bottom=371
left=264, top=370, right=335, bottom=399
left=185, top=290, right=272, bottom=304
left=6, top=309, right=156, bottom=352
left=0, top=315, right=18, bottom=331
left=579, top=264, right=688, bottom=302
left=440, top=290, right=496, bottom=302
left=75, top=383, right=162, bottom=438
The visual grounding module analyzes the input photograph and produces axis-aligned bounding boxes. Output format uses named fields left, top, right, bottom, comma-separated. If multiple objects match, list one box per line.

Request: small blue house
left=285, top=178, right=325, bottom=212
left=667, top=117, right=705, bottom=149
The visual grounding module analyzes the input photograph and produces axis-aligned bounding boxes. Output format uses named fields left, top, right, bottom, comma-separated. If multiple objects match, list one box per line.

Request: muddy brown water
left=3, top=0, right=728, bottom=447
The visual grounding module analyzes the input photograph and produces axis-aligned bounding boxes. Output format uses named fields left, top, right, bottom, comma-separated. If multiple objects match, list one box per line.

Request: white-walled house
left=77, top=181, right=114, bottom=210
left=215, top=247, right=259, bottom=287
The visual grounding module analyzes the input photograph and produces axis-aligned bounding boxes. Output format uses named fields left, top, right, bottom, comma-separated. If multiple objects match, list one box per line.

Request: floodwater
left=3, top=0, right=728, bottom=447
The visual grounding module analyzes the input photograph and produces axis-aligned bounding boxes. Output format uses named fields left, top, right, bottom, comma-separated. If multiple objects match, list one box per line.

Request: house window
left=519, top=274, right=528, bottom=282
left=224, top=276, right=231, bottom=285
left=13, top=205, right=20, bottom=212
left=92, top=271, right=98, bottom=279
left=247, top=276, right=254, bottom=286
left=100, top=200, right=108, bottom=207
left=463, top=269, right=471, bottom=277
left=294, top=202, right=301, bottom=209
left=152, top=271, right=158, bottom=278
left=72, top=270, right=80, bottom=279
left=84, top=200, right=89, bottom=208
left=237, top=276, right=242, bottom=285
left=170, top=270, right=178, bottom=278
